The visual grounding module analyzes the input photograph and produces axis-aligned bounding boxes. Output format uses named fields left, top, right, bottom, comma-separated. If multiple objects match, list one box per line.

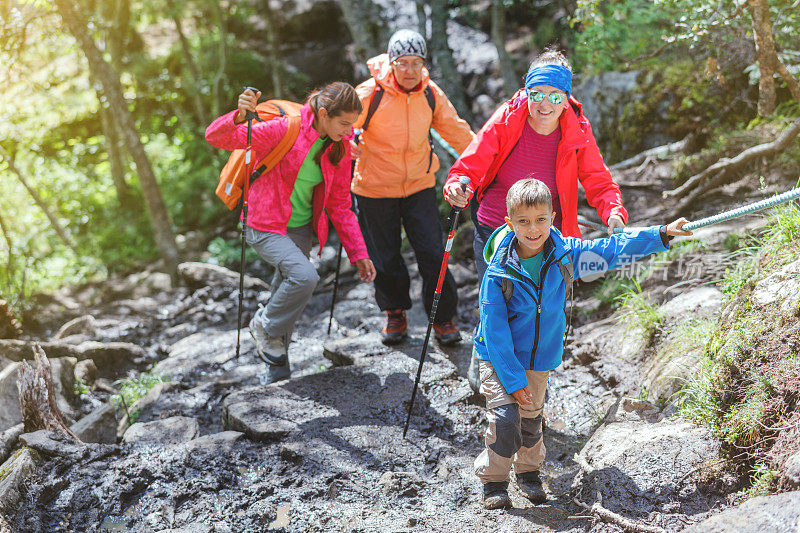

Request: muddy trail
left=4, top=162, right=790, bottom=532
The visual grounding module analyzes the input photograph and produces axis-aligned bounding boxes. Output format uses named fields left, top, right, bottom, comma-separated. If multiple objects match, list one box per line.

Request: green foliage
left=111, top=371, right=166, bottom=424
left=743, top=464, right=779, bottom=501
left=73, top=376, right=90, bottom=396
left=720, top=257, right=755, bottom=299
left=206, top=236, right=259, bottom=268
left=617, top=280, right=663, bottom=340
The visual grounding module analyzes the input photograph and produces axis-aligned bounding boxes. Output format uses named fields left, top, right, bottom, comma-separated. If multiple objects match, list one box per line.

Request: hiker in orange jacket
left=350, top=29, right=475, bottom=346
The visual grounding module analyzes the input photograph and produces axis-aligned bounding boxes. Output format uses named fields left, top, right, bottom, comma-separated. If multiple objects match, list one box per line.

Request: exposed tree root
left=574, top=492, right=668, bottom=533
left=663, top=118, right=800, bottom=209
left=16, top=344, right=81, bottom=441
left=610, top=137, right=690, bottom=171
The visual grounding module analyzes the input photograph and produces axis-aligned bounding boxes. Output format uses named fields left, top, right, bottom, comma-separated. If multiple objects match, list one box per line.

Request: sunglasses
left=528, top=91, right=566, bottom=105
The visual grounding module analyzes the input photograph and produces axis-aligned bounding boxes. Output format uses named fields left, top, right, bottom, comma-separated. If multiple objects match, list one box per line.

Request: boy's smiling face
left=505, top=202, right=555, bottom=258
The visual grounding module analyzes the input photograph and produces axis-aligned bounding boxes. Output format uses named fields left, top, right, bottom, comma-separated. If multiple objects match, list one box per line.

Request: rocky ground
left=2, top=163, right=800, bottom=532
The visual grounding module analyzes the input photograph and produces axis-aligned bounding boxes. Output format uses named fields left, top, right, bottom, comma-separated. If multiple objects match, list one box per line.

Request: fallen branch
left=17, top=344, right=81, bottom=441
left=610, top=137, right=689, bottom=171
left=664, top=118, right=800, bottom=203
left=574, top=492, right=667, bottom=533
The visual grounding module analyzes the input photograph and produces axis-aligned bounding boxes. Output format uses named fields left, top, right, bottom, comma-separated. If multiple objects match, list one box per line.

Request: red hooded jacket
left=445, top=89, right=627, bottom=237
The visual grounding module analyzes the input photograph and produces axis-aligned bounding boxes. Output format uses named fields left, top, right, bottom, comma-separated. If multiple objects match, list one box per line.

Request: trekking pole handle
left=243, top=86, right=259, bottom=121
left=451, top=177, right=471, bottom=215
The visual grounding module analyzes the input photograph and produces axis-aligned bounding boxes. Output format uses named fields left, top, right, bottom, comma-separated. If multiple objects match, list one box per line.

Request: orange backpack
left=216, top=100, right=303, bottom=210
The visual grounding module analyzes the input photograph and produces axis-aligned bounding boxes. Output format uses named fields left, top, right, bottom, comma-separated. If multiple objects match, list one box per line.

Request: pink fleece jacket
left=205, top=104, right=369, bottom=263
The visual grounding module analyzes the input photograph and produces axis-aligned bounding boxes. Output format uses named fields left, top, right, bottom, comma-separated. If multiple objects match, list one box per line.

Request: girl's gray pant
left=246, top=224, right=318, bottom=338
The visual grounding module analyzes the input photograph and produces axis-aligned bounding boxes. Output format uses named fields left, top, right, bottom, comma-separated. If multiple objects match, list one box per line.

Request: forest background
left=1, top=0, right=798, bottom=323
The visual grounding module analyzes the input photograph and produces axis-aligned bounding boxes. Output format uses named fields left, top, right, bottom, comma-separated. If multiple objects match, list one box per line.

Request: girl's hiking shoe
left=515, top=471, right=546, bottom=503
left=249, top=308, right=287, bottom=366
left=433, top=321, right=462, bottom=346
left=381, top=309, right=407, bottom=345
left=482, top=481, right=510, bottom=509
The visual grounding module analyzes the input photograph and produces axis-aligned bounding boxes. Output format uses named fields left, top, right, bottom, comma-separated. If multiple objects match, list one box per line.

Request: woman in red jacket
left=444, top=48, right=628, bottom=280
left=206, top=82, right=376, bottom=384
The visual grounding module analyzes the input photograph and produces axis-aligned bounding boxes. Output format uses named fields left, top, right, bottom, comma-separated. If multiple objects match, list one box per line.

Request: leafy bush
left=111, top=372, right=166, bottom=425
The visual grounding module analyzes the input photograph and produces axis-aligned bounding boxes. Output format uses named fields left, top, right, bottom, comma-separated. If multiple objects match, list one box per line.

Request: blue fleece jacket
left=474, top=225, right=670, bottom=394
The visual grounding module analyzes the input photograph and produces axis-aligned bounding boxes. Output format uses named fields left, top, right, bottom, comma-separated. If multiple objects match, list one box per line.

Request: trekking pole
left=577, top=186, right=800, bottom=236
left=403, top=176, right=471, bottom=439
left=235, top=86, right=260, bottom=359
left=328, top=137, right=361, bottom=336
left=327, top=241, right=343, bottom=336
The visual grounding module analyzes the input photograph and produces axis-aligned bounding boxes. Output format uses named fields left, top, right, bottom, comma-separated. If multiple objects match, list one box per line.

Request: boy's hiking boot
left=433, top=320, right=461, bottom=346
left=381, top=309, right=407, bottom=345
left=515, top=471, right=546, bottom=503
left=482, top=481, right=510, bottom=509
left=249, top=308, right=287, bottom=366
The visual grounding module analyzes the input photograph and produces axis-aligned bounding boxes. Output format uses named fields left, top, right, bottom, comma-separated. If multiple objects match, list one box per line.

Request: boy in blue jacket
left=475, top=178, right=692, bottom=509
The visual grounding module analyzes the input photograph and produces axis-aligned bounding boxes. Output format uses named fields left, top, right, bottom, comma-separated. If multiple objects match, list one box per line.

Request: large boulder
left=122, top=416, right=200, bottom=446
left=0, top=424, right=23, bottom=465
left=18, top=430, right=85, bottom=457
left=575, top=404, right=721, bottom=518
left=683, top=491, right=800, bottom=532
left=70, top=404, right=117, bottom=444
left=178, top=262, right=268, bottom=292
left=153, top=330, right=252, bottom=383
left=0, top=363, right=21, bottom=433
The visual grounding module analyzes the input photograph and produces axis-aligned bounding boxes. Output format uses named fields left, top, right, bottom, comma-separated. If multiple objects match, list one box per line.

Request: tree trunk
left=747, top=0, right=777, bottom=116
left=17, top=344, right=81, bottom=440
left=415, top=0, right=427, bottom=39
left=262, top=0, right=283, bottom=99
left=0, top=211, right=15, bottom=291
left=491, top=1, right=519, bottom=99
left=168, top=0, right=211, bottom=126
left=335, top=0, right=389, bottom=67
left=54, top=0, right=180, bottom=277
left=0, top=147, right=79, bottom=255
left=429, top=0, right=472, bottom=123
left=98, top=101, right=136, bottom=209
left=211, top=1, right=229, bottom=119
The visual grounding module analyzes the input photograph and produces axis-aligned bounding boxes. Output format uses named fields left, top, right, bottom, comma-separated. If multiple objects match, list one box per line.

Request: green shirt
left=519, top=251, right=544, bottom=286
left=287, top=138, right=326, bottom=228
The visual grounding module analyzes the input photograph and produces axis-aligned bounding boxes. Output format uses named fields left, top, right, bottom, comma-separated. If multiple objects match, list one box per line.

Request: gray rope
left=578, top=187, right=800, bottom=234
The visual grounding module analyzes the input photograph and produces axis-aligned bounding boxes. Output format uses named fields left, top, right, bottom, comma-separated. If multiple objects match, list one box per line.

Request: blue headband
left=525, top=64, right=572, bottom=97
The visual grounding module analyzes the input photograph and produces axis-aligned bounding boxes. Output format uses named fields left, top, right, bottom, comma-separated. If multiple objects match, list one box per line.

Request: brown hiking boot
left=381, top=309, right=407, bottom=345
left=433, top=320, right=461, bottom=346
left=515, top=471, right=546, bottom=503
left=482, top=481, right=511, bottom=509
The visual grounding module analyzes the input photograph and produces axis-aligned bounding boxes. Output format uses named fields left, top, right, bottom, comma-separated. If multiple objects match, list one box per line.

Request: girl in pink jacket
left=206, top=82, right=376, bottom=384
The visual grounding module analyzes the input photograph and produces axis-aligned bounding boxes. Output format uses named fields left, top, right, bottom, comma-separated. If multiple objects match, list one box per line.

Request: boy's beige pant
left=474, top=360, right=549, bottom=483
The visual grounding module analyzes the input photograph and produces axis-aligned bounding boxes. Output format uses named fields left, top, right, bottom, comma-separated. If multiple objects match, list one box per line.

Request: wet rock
left=784, top=451, right=800, bottom=489
left=155, top=524, right=213, bottom=533
left=0, top=447, right=36, bottom=512
left=122, top=416, right=200, bottom=446
left=183, top=431, right=243, bottom=455
left=322, top=333, right=391, bottom=366
left=753, top=258, right=800, bottom=316
left=683, top=491, right=800, bottom=532
left=0, top=363, right=21, bottom=433
left=224, top=385, right=312, bottom=441
left=132, top=272, right=173, bottom=299
left=154, top=330, right=252, bottom=382
left=280, top=442, right=304, bottom=463
left=0, top=424, right=23, bottom=464
left=178, top=262, right=268, bottom=292
left=19, top=430, right=85, bottom=457
left=603, top=397, right=663, bottom=424
left=70, top=404, right=117, bottom=444
left=377, top=471, right=424, bottom=497
left=74, top=359, right=97, bottom=385
left=449, top=263, right=477, bottom=287
left=54, top=315, right=96, bottom=340
left=49, top=357, right=77, bottom=419
left=576, top=418, right=720, bottom=517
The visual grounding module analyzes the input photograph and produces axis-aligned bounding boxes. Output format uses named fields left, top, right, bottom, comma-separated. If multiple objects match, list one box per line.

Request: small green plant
left=720, top=257, right=755, bottom=299
left=206, top=236, right=259, bottom=267
left=111, top=372, right=166, bottom=425
left=73, top=376, right=89, bottom=396
left=592, top=276, right=636, bottom=308
left=741, top=464, right=778, bottom=501
left=617, top=280, right=663, bottom=340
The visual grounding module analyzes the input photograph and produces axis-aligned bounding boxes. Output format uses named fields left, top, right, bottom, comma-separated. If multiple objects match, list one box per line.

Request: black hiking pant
left=354, top=187, right=458, bottom=323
